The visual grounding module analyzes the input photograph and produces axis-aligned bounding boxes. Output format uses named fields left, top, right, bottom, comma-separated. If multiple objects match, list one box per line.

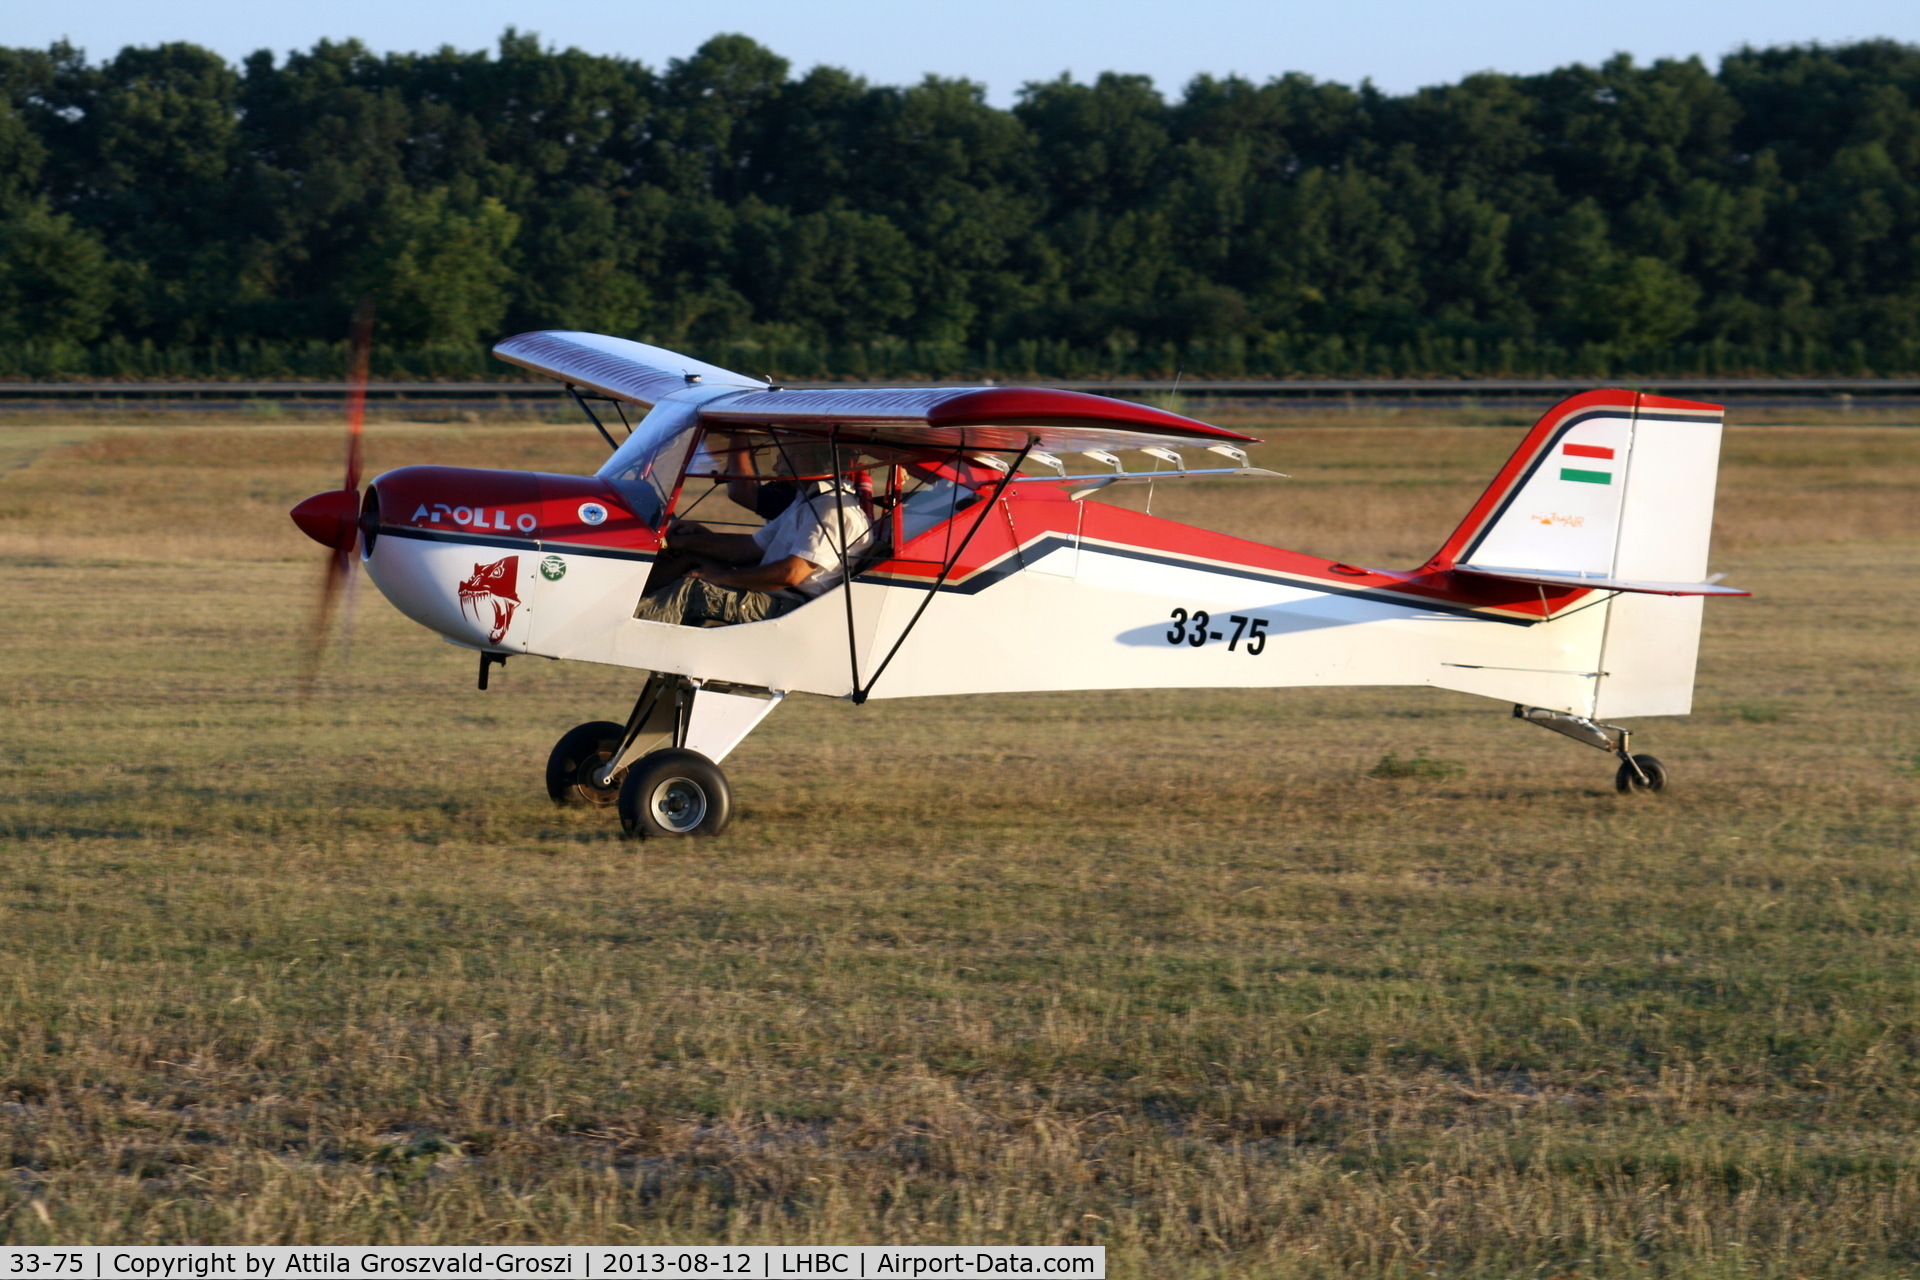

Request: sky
left=8, top=0, right=1920, bottom=103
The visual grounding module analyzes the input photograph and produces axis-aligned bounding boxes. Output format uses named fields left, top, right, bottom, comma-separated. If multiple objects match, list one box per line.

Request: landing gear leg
left=553, top=676, right=785, bottom=837
left=595, top=673, right=685, bottom=790
left=1513, top=704, right=1668, bottom=793
left=546, top=675, right=681, bottom=808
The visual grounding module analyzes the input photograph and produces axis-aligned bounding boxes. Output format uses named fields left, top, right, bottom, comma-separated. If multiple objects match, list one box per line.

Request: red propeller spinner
left=289, top=487, right=361, bottom=552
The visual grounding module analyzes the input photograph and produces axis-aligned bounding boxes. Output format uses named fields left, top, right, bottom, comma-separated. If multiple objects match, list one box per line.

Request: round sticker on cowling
left=577, top=502, right=608, bottom=526
left=540, top=555, right=567, bottom=581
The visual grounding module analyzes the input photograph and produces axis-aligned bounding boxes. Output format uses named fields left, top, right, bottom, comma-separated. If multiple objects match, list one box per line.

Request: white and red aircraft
left=291, top=331, right=1748, bottom=838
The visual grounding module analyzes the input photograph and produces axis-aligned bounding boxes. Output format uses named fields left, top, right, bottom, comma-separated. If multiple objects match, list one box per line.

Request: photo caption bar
left=0, top=1248, right=1103, bottom=1280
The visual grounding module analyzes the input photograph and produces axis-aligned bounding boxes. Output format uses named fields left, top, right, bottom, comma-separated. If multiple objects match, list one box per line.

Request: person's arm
left=688, top=555, right=817, bottom=592
left=725, top=437, right=762, bottom=512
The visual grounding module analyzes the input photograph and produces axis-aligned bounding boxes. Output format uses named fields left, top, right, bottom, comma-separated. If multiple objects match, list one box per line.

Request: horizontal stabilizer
left=1457, top=565, right=1750, bottom=597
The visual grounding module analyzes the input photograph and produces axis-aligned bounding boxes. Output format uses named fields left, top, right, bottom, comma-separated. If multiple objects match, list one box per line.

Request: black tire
left=1614, top=753, right=1668, bottom=794
left=617, top=749, right=732, bottom=838
left=546, top=720, right=628, bottom=807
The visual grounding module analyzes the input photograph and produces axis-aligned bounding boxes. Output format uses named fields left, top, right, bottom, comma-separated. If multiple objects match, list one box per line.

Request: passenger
left=633, top=443, right=873, bottom=627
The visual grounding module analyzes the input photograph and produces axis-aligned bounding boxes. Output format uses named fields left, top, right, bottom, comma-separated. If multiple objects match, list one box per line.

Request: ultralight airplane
left=291, top=331, right=1748, bottom=838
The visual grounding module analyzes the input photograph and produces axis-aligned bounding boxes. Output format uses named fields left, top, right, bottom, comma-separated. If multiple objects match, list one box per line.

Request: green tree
left=352, top=188, right=521, bottom=345
left=0, top=203, right=114, bottom=342
left=735, top=202, right=917, bottom=345
left=508, top=188, right=651, bottom=334
left=2, top=33, right=1920, bottom=375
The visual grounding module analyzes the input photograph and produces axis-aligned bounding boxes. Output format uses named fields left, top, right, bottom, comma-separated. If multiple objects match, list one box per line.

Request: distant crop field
left=2, top=418, right=1917, bottom=1276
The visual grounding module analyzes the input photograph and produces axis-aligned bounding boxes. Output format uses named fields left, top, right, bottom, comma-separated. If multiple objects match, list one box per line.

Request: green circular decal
left=539, top=555, right=567, bottom=581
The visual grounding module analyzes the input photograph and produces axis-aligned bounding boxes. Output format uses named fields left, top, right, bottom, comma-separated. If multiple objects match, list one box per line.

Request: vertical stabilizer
left=1434, top=390, right=1643, bottom=575
left=1430, top=390, right=1730, bottom=719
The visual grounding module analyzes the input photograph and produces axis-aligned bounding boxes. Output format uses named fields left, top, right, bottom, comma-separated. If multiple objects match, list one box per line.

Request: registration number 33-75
left=1167, top=608, right=1269, bottom=654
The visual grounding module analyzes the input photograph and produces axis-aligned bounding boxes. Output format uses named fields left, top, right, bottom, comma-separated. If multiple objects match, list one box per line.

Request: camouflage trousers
left=632, top=576, right=805, bottom=626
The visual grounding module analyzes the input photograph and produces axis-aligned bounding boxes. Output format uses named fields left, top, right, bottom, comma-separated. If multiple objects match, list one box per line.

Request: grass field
left=2, top=416, right=1917, bottom=1276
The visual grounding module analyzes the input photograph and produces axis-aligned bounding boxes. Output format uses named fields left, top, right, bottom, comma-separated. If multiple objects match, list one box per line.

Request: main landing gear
left=1513, top=705, right=1668, bottom=793
left=546, top=674, right=783, bottom=838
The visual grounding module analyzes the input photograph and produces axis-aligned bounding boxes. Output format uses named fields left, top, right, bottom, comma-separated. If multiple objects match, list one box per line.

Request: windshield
left=595, top=397, right=702, bottom=527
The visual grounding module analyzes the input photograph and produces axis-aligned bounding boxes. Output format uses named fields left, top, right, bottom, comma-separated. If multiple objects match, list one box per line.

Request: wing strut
left=851, top=437, right=1033, bottom=704
left=567, top=384, right=621, bottom=453
left=830, top=429, right=862, bottom=699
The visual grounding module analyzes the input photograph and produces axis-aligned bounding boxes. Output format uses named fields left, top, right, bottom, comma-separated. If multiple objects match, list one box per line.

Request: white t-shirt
left=751, top=483, right=875, bottom=598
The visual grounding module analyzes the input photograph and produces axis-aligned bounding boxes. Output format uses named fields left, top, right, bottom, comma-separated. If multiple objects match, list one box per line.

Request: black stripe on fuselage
left=377, top=524, right=657, bottom=562
left=865, top=535, right=1542, bottom=625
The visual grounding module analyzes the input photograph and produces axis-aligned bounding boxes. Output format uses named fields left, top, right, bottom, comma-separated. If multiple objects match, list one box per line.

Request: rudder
left=1592, top=394, right=1728, bottom=718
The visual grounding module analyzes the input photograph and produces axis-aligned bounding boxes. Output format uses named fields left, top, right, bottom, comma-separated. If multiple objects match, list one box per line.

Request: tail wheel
left=618, top=749, right=732, bottom=839
left=546, top=720, right=628, bottom=807
left=1615, top=753, right=1668, bottom=794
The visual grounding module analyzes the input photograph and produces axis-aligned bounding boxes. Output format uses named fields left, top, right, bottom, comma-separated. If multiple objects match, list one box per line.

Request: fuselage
left=362, top=459, right=1613, bottom=719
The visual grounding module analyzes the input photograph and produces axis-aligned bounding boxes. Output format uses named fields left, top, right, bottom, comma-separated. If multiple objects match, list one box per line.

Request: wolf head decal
left=457, top=556, right=520, bottom=645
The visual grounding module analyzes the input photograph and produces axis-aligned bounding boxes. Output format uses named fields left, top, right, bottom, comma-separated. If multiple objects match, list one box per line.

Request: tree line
left=2, top=33, right=1918, bottom=380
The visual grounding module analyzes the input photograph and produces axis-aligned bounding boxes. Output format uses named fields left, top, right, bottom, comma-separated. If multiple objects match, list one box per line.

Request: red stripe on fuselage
left=1563, top=443, right=1615, bottom=459
left=868, top=484, right=1585, bottom=621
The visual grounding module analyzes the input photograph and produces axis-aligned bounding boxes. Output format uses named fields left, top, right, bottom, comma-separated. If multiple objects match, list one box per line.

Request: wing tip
left=928, top=386, right=1260, bottom=442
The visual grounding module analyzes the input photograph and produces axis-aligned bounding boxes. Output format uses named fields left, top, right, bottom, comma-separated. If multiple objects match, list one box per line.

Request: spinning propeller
left=289, top=299, right=374, bottom=694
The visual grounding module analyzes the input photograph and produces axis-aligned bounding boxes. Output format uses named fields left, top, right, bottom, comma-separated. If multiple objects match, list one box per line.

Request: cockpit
left=599, top=397, right=994, bottom=545
left=593, top=392, right=1007, bottom=627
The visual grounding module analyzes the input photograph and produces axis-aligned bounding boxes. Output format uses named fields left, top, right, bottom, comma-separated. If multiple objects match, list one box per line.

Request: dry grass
left=1, top=417, right=1917, bottom=1275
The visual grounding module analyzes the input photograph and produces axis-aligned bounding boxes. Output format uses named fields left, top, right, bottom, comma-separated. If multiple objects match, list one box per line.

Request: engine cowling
left=350, top=465, right=661, bottom=654
left=364, top=465, right=656, bottom=549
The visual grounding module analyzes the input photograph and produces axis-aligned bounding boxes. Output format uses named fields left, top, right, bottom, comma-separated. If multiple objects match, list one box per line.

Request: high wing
left=493, top=331, right=765, bottom=405
left=694, top=386, right=1257, bottom=453
left=492, top=330, right=1259, bottom=454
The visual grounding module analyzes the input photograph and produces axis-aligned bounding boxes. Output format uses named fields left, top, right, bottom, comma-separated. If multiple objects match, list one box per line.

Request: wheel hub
left=650, top=777, right=708, bottom=832
left=581, top=750, right=619, bottom=790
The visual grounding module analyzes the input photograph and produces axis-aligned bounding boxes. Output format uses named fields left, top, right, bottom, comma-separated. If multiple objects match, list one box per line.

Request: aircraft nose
left=291, top=488, right=360, bottom=551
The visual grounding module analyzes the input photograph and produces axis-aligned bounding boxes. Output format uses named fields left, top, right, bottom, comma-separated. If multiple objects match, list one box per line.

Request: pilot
left=663, top=433, right=795, bottom=550
left=633, top=442, right=873, bottom=626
